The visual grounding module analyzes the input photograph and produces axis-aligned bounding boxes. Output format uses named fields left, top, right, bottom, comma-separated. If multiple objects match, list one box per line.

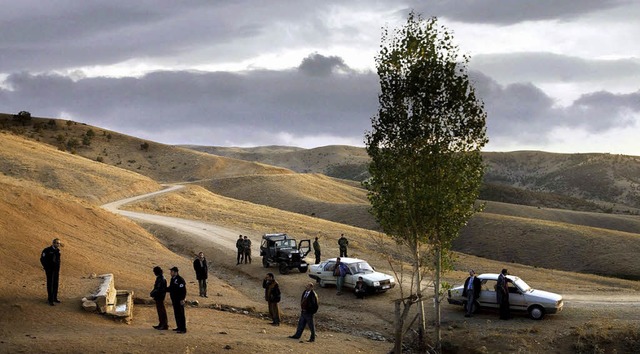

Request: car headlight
left=288, top=254, right=292, bottom=258
left=373, top=281, right=380, bottom=287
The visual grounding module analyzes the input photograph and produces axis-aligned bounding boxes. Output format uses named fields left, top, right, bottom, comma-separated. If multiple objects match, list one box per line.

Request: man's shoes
left=48, top=301, right=55, bottom=306
left=271, top=322, right=280, bottom=326
left=464, top=314, right=471, bottom=317
left=288, top=335, right=300, bottom=339
left=336, top=292, right=342, bottom=295
left=172, top=328, right=180, bottom=331
left=203, top=295, right=208, bottom=298
left=307, top=338, right=315, bottom=342
left=53, top=299, right=61, bottom=303
left=153, top=325, right=161, bottom=329
left=157, top=326, right=169, bottom=330
left=176, top=330, right=187, bottom=334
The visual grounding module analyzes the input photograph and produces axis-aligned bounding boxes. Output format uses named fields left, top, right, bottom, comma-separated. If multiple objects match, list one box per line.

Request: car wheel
left=262, top=257, right=269, bottom=268
left=319, top=278, right=326, bottom=288
left=528, top=305, right=545, bottom=320
left=278, top=263, right=290, bottom=275
left=298, top=266, right=308, bottom=273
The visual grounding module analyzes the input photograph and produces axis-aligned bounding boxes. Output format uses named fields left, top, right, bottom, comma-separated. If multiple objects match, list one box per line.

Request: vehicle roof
left=477, top=273, right=521, bottom=282
left=322, top=257, right=366, bottom=264
left=262, top=233, right=290, bottom=240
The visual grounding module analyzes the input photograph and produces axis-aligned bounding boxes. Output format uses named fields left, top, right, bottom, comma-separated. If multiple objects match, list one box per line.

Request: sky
left=1, top=0, right=640, bottom=154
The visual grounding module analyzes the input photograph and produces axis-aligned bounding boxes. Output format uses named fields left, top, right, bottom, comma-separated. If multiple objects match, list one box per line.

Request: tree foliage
left=364, top=12, right=487, bottom=352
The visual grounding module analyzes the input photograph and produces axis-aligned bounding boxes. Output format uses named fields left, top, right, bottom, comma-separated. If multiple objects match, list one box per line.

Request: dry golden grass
left=0, top=132, right=161, bottom=203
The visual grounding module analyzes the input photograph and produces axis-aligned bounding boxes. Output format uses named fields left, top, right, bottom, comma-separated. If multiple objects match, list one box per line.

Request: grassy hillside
left=0, top=132, right=161, bottom=203
left=0, top=114, right=292, bottom=183
left=189, top=143, right=640, bottom=213
left=186, top=144, right=371, bottom=181
left=196, top=173, right=378, bottom=230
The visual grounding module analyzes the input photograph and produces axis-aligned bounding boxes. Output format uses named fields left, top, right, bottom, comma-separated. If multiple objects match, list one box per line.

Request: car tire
left=298, top=266, right=308, bottom=273
left=528, top=305, right=545, bottom=320
left=278, top=263, right=290, bottom=275
left=262, top=257, right=269, bottom=268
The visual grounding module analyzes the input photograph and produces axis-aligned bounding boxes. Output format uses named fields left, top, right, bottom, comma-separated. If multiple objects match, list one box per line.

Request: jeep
left=260, top=233, right=311, bottom=274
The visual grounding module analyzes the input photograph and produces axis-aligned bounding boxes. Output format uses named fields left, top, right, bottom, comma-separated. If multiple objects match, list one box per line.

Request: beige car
left=447, top=273, right=563, bottom=320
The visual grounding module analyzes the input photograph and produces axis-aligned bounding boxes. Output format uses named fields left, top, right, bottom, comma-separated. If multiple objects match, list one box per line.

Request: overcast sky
left=2, top=1, right=640, bottom=154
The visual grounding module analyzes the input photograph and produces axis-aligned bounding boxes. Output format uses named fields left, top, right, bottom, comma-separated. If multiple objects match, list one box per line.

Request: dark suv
left=260, top=233, right=311, bottom=274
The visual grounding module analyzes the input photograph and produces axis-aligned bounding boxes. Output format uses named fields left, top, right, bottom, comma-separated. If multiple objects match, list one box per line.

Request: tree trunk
left=394, top=300, right=403, bottom=354
left=415, top=242, right=427, bottom=347
left=434, top=246, right=442, bottom=352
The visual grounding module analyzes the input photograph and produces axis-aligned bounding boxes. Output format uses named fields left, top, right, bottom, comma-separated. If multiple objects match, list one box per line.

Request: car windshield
left=350, top=262, right=374, bottom=274
left=275, top=239, right=296, bottom=248
left=513, top=278, right=531, bottom=292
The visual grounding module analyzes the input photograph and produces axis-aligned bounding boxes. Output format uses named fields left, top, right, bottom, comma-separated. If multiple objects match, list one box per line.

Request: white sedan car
left=447, top=273, right=563, bottom=320
left=308, top=257, right=395, bottom=293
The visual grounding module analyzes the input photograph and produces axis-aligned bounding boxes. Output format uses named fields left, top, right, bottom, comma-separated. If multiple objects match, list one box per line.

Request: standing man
left=496, top=268, right=513, bottom=320
left=243, top=236, right=252, bottom=264
left=262, top=273, right=281, bottom=326
left=334, top=257, right=348, bottom=295
left=168, top=266, right=187, bottom=333
left=193, top=252, right=208, bottom=298
left=40, top=238, right=62, bottom=306
left=150, top=266, right=168, bottom=330
left=338, top=234, right=349, bottom=257
left=312, top=237, right=321, bottom=264
left=289, top=282, right=319, bottom=342
left=462, top=269, right=481, bottom=317
left=236, top=235, right=245, bottom=265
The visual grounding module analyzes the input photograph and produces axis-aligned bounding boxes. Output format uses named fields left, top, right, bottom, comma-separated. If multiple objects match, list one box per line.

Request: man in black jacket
left=168, top=266, right=187, bottom=333
left=496, top=268, right=513, bottom=320
left=262, top=273, right=281, bottom=326
left=462, top=269, right=481, bottom=317
left=150, top=266, right=168, bottom=330
left=40, top=238, right=62, bottom=306
left=289, top=282, right=319, bottom=342
left=236, top=235, right=245, bottom=265
left=192, top=252, right=208, bottom=297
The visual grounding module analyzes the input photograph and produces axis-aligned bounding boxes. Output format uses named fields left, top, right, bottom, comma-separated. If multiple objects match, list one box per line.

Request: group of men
left=39, top=232, right=352, bottom=341
left=235, top=235, right=252, bottom=265
left=262, top=272, right=319, bottom=342
left=463, top=268, right=513, bottom=320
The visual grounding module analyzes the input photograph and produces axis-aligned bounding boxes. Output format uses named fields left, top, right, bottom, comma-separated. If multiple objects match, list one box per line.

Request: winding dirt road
left=102, top=185, right=241, bottom=254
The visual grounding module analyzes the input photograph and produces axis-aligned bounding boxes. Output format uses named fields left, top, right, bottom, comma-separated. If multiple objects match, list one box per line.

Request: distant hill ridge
left=187, top=144, right=640, bottom=213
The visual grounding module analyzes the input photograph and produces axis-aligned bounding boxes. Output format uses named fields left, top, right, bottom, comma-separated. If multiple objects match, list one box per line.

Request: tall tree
left=364, top=12, right=487, bottom=352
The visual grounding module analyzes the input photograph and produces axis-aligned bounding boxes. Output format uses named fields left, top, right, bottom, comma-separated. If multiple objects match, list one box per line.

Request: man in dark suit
left=192, top=252, right=208, bottom=297
left=168, top=266, right=187, bottom=333
left=462, top=269, right=481, bottom=317
left=496, top=268, right=513, bottom=320
left=289, top=282, right=319, bottom=342
left=150, top=266, right=168, bottom=330
left=40, top=238, right=62, bottom=306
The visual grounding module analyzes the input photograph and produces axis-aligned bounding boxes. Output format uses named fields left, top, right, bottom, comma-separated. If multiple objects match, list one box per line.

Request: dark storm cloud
left=0, top=0, right=348, bottom=73
left=470, top=71, right=640, bottom=144
left=1, top=54, right=379, bottom=145
left=471, top=52, right=640, bottom=84
left=2, top=54, right=638, bottom=147
left=409, top=0, right=630, bottom=25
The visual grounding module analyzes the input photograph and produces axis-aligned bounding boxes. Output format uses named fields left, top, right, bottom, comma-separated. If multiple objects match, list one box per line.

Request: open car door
left=298, top=239, right=311, bottom=257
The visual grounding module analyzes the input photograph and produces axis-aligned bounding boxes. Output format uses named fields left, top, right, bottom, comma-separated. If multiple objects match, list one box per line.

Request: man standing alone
left=312, top=237, right=321, bottom=264
left=262, top=273, right=281, bottom=326
left=193, top=252, right=208, bottom=297
left=168, top=266, right=187, bottom=333
left=463, top=269, right=481, bottom=317
left=289, top=282, right=319, bottom=342
left=496, top=268, right=513, bottom=320
left=40, top=238, right=62, bottom=306
left=338, top=234, right=349, bottom=257
left=150, top=266, right=168, bottom=330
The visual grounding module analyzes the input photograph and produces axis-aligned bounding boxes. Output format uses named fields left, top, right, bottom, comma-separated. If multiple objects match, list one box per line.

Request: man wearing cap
left=40, top=238, right=62, bottom=306
left=462, top=269, right=481, bottom=317
left=168, top=266, right=187, bottom=333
